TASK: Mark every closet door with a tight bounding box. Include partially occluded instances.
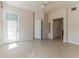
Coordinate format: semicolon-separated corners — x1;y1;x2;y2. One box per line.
35;20;42;39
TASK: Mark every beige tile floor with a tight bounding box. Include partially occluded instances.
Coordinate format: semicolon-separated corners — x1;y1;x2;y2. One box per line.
0;38;79;58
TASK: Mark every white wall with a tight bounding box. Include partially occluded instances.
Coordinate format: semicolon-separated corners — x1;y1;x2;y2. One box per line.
68;4;79;45
3;5;33;43
48;7;67;42
35;10;44;21
44;13;48;39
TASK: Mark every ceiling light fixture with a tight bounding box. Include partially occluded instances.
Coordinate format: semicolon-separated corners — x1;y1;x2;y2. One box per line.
41;1;48;8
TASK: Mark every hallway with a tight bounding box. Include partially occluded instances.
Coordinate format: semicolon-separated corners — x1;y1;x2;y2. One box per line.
0;38;79;58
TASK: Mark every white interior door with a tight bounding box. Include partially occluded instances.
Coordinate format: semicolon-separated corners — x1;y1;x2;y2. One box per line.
35;20;41;39
5;12;19;43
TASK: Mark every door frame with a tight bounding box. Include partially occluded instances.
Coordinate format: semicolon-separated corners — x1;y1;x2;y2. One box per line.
33;12;43;40
3;10;19;43
53;17;63;40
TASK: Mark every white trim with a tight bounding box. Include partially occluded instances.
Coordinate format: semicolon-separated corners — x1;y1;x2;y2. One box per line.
68;41;79;45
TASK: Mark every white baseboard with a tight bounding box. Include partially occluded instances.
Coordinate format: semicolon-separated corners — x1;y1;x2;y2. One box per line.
68;41;79;45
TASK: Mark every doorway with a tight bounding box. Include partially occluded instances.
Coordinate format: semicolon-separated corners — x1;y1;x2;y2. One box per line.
53;18;63;41
4;12;19;43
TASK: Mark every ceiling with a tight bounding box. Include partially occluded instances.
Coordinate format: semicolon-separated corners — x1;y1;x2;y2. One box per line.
3;1;79;13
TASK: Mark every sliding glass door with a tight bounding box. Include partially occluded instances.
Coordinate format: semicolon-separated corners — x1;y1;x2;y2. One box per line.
5;12;19;43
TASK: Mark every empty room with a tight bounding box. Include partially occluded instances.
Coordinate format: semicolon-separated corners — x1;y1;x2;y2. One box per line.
0;0;79;58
